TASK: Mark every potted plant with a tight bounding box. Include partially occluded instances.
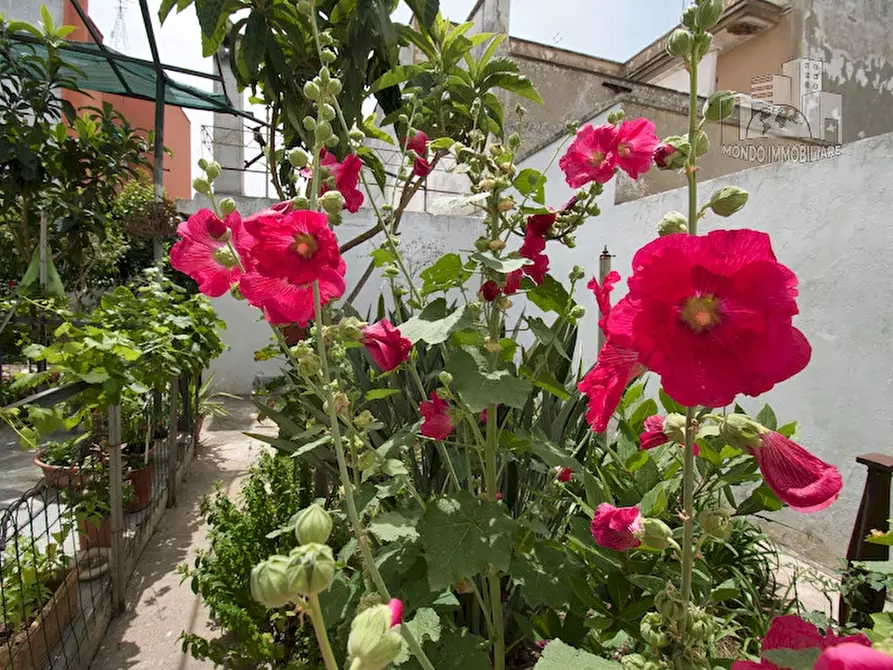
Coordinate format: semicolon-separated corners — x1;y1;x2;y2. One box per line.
0;531;79;670
32;433;89;489
67;456;136;550
121;401;156;512
194;374;237;439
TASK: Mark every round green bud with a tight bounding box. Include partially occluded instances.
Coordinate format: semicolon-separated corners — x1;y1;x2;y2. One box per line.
197;157;209;171
320;103;336;122
693;130;710;157
205;161;221;180
569;265;586;282
324;134;340;148
666;28;694;59
192;177;210;194
703;90;736;122
474;237;490;251
607;109;626;125
681;6;698;29
302;116;316;131
219;197;237;215
295;504;333;545
657;211;688;236
699;508;732;541
292;196;311;210
348;126;366;142
382;264;400;278
355;410;375;429
250;555;295;608
315;120;333;143
696;0;724;30
347;604;403;670
709;185;749;217
507;132;522;151
321;190;345;214
320;49;336;64
640;612;669;648
303;80;320;101
287;543;336;597
318;32;333;46
692;32;714;63
438;371;453;386
655;584;686;624
288;148;311;169
565;235;577;249
569;305;586;319
319;66;331;84
297;0;313;15
639;517;676;551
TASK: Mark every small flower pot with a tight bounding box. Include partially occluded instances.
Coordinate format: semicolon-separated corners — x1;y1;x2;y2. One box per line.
194;414;206;442
126;463;154;512
33;453;82;490
75;548;111;581
78;515;111;551
0;568;78;670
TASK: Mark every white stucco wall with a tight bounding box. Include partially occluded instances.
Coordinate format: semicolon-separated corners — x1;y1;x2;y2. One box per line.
649;50;718;98
539;131;893;563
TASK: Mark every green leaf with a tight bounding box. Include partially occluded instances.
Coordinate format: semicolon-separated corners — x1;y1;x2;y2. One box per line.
523;435;581;471
521;367;570;401
418;492;517;590
369;512;419;542
526;276;571;314
429;192;489;215
485;72;543;104
535;640;623;669
756;404;777;431
709;578;740;601
735;482;783;515
399;299;471;345
330;0;358;21
469;251;529;274
446;350;533;412
366;389;402;401
356;146;387;192
762;648;821;670
371;248;396;267
194;0;232;57
80;369;110;384
428;137;454;151
659;388;685;414
395;608;442;665
511;543;582;609
241;12;266;77
361;113;395;146
404;0;440;28
403;629;489;670
421;253;466;295
371;65;422;93
513;168;547;204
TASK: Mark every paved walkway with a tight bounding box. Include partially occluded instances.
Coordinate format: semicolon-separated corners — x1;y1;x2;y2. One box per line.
90;400;273;669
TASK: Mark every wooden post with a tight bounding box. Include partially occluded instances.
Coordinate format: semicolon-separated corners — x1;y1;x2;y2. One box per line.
839;453;893;624
152;76;166;261
107;403;126;615
167;375;179;507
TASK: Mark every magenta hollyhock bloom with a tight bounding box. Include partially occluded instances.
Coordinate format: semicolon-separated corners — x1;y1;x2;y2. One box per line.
640;415;671;450
614;118;660;179
239;260;346;326
559;123;618;188
621;229;811;408
320;149;364;213
170;209;245;297
750;430;843;513
653;143;677;169
387;598;403;627
587;270;621;323
362;319;412;372
556;467;573;483
732;615;872;670
815;644;893;669
405;130;432;177
242;209;341;286
590;503;642;551
420;391;454;440
480;280;501;302
504;213;555;294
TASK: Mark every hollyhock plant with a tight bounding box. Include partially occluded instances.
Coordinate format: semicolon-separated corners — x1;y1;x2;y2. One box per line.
653;142;677;169
420;391;454;440
614;118;660;179
731;615;872;670
504;213;554;294
559;122;618;188
591;503;643;551
362;319;412;372
319;149;364;213
406;130;432;177
170;209;245;297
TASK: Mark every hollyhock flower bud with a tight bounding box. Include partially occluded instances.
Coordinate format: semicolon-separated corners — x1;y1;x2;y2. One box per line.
337;316;366;342
192;177;210;194
655;135;690;169
488;239;506;251
687;606;713;641
480;281;501;302
497;198;515;212
321;190;345;214
696;0;724;30
347;601;404;670
497;296;513;310
218;197;237;215
681;5;698;29
655;585;686;624
287;543;336;597
639;413;688;451
699;508;732;541
640;612;669;648
556;467;573;483
302;115;316;131
438;371;453;386
362;319;412;372
212;246;238;268
479;178;496;191
639;517;676;551
667;28;694;59
295;504;333;545
653;144;677;170
330;392;349;414
489;143;505;157
292;196;311;209
288;148;310;168
692;32;714;63
719;414;764;451
198;157;209;171
349;126;366;142
250;555;295;608
355;410;375;429
591;503;643;551
709;185;749;217
205;161;221;180
569;265;585;281
569;305;586;319
657;211;688;236
703;90;736;122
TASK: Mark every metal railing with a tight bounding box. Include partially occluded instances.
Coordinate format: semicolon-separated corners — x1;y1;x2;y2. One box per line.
0;372;201;669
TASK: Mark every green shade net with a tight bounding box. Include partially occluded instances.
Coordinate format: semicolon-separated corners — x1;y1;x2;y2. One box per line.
11;40;239;114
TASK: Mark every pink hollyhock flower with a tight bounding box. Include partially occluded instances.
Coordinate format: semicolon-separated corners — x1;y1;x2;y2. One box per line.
556;467;573;483
420;391;454;440
731;615;872;670
240;260;346;326
320;149;364;213
243;209;341;286
815;644;893;669
619;229;811;408
405;130;432;177
587;270;621;322
653;143;677;170
614;118;660;179
504;213;555;294
751;430;843;513
362;319;412;372
170;209;245;297
640;415;671;450
560;123;618;187
387;598;403;627
591;503;642;551
480;281;501;302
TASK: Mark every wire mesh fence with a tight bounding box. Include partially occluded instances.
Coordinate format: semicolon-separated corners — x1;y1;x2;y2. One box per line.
0;372;201;669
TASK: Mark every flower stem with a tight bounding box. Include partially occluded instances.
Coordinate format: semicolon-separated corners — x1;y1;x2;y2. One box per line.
311;281;436;670
306;593;338;670
485;403;505;669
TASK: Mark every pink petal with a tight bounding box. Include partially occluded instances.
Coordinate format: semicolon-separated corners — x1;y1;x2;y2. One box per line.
753;432;842;513
814;643;893;670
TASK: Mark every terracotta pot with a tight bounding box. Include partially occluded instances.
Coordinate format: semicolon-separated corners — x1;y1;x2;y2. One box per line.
126;464;154;512
33;453;82;490
78;515;111;551
0;569;78;670
194;414;206;442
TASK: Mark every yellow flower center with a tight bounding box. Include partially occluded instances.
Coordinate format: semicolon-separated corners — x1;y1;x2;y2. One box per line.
617;143;631;158
293;233;318;259
681;295;722;332
590;151;606;167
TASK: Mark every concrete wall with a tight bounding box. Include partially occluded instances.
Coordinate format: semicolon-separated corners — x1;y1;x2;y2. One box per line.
716;14;794;94
178;196;482;392
540;131;893;564
794;0;893;143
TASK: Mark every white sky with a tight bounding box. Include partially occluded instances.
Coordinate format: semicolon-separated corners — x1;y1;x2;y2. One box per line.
88;0;685;196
